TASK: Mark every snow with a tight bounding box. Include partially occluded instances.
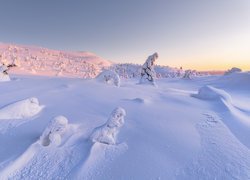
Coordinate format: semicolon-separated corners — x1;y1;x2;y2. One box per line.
139;52;158;85
91;107;126;145
96;70;121;87
0;69;249;179
0;97;43;120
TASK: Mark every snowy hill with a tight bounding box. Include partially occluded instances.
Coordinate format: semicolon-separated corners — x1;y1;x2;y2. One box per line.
0;73;250;179
0;43;206;79
0;43;112;78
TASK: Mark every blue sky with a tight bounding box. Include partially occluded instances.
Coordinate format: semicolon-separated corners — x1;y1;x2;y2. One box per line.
0;0;249;70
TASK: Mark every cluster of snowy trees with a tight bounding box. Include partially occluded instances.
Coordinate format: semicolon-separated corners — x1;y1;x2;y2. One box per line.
0;45;108;78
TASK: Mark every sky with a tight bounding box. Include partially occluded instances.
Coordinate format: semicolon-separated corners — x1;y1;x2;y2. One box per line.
0;0;249;70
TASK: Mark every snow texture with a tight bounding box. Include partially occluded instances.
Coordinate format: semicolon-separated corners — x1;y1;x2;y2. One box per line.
39;116;68;146
0;97;43;119
91;107;126;145
139;53;158;85
96;70;121;87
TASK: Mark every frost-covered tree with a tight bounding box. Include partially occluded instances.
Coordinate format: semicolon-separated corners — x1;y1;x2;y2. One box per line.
39;116;68;146
139;52;158;85
0;63;10;81
224;67;242;75
96;70;121;87
182;70;192;79
90;107;126;145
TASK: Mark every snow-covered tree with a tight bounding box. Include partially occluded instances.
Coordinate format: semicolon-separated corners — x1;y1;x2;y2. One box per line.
139;52;158;85
182;70;192;79
0;63;10;81
224;67;242;75
40;116;68;146
90;107;126;145
96;70;121;87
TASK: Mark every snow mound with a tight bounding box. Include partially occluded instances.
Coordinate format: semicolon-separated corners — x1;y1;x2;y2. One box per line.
39;116;68;146
224;67;242;75
96;70;121;87
91;107;126;145
132;98;148;104
0;97;43;119
192;85;232;102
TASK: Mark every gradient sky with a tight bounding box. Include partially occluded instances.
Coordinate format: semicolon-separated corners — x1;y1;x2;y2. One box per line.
0;0;249;70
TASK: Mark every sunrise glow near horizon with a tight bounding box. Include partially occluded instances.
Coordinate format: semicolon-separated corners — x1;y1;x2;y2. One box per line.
0;0;249;71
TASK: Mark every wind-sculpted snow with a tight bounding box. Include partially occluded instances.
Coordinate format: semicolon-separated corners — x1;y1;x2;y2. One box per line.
40;116;69;146
91;107;126;145
192;85;232;101
215;72;250;91
96;70;121;87
0;97;43;120
192;85;250;148
0;74;249;179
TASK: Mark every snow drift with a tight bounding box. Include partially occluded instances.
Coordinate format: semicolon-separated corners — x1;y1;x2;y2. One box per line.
214;72;250;91
192;85;232;102
0;97;43;119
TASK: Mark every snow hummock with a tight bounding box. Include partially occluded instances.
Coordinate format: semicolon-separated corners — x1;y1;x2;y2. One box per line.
91;107;126;145
0;97;43;119
39;116;68;146
192;85;231;101
96;70;121;87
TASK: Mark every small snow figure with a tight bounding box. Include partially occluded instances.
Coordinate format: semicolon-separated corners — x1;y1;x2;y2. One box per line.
96;70;121;87
140;52;158;85
90;107;126;145
0;63;10;82
40;116;68;147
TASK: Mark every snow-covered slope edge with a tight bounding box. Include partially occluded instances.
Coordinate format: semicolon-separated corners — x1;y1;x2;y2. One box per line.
0;43;112;78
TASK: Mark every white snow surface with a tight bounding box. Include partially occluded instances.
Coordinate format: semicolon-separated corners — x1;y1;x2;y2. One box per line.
0;72;249;179
0;97;43;120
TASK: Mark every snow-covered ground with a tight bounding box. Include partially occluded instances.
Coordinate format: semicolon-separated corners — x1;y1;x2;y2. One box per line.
0;72;249;179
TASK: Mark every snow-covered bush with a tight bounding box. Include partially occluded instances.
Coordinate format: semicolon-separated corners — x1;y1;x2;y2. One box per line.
0;63;10;82
96;70;121;87
224;67;242;75
40;116;68;146
90;107;126;145
139;53;158;85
